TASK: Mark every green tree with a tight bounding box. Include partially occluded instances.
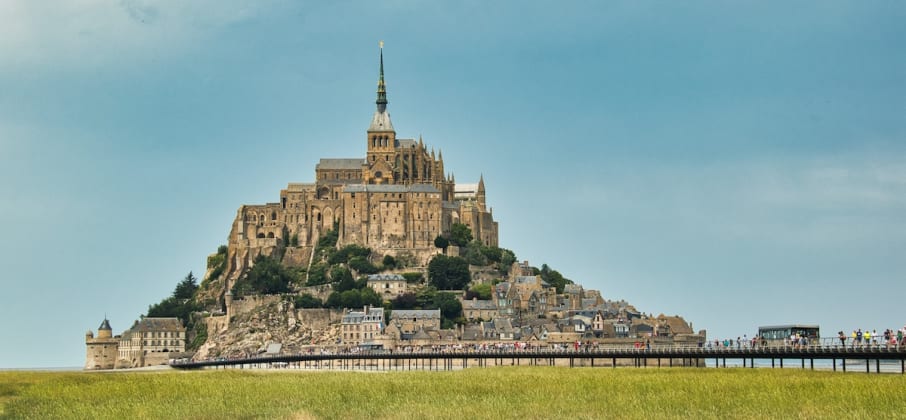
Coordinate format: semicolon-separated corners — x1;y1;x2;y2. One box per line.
204;246;229;287
414;285;438;309
349;256;379;274
360;287;383;307
450;223;473;247
427;255;471;290
339;290;363;309
499;248;517;273
173;272;198;301
232;255;293;296
433;235;449;251
147;273;202;328
466;283;492;300
391;292;418;309
382;255;397;269
539;263;573;294
401;272;423;283
328;244;371;265
462;241;489;266
332;266;356;292
434;292;463;322
294;294;323;309
306;262;329;286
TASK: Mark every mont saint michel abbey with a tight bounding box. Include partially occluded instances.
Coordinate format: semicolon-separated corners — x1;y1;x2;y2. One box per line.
225;46;498;281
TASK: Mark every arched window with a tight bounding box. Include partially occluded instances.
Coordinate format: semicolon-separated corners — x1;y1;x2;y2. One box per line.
267;232;275;238
257;233;265;238
271;211;277;221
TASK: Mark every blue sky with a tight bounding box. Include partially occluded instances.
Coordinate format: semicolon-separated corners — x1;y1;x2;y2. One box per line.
1;1;904;368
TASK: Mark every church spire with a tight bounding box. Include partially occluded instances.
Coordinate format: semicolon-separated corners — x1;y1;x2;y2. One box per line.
376;41;388;113
368;41;394;132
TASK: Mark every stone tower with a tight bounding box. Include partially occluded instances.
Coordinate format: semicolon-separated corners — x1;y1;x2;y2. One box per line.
364;42;397;185
84;318;118;370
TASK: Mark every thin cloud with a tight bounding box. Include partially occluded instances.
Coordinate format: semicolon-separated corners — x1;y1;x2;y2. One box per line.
0;0;291;71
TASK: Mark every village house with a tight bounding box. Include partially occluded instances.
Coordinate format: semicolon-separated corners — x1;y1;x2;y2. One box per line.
340;306;384;347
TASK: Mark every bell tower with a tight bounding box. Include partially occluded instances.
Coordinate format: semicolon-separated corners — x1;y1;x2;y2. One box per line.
365;41;397;184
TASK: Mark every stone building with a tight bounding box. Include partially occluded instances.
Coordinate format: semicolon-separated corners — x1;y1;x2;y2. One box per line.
340;306;384;347
462;298;497;322
222;45;498;292
84;319;118;370
367;274;409;300
117;317;186;368
387;309;441;339
85;317;186;370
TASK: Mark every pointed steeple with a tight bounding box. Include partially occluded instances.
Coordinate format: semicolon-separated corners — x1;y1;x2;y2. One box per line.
376;41;388;113
368;41;394;132
477;174;486;205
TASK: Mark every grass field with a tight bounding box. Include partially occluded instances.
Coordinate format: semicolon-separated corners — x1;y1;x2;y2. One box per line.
1;367;904;419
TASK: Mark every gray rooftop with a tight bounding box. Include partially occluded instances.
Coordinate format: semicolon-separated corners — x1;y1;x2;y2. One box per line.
316;159;366;170
462;299;497;310
367;274;406;282
343;184;439;194
391;309;441;320
126;317;184;332
342;307;384;324
369;110;395;131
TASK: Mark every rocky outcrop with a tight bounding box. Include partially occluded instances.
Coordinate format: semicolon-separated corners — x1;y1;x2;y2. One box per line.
194;300;343;361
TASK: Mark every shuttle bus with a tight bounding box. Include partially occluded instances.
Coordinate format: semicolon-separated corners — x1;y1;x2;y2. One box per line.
757;324;820;346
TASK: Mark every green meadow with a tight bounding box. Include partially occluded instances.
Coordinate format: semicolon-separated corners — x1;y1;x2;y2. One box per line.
1;367;903;419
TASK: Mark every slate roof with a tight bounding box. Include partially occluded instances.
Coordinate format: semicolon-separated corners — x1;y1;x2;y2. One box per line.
342;307;384;324
316;159;366;170
391;309;441;320
369;109;394;131
98;319;112;331
367;274;406;282
462;299;497;310
127;317;184;332
343;184;440;194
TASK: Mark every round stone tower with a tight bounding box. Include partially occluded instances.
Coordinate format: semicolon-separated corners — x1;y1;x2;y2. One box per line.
84;318;118;370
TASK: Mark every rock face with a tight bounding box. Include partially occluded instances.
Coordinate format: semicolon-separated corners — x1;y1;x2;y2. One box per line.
195;300;343;360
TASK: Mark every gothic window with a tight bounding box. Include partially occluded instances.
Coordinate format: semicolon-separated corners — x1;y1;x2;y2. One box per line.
271;211;277;221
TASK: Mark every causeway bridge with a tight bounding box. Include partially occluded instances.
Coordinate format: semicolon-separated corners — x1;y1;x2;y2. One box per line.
171;345;906;374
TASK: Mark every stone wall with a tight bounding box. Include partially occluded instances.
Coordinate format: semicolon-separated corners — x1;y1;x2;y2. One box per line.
296;308;344;330
229;295;283;318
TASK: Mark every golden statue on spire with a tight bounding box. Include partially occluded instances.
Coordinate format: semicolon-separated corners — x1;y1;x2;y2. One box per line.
380;40;384;49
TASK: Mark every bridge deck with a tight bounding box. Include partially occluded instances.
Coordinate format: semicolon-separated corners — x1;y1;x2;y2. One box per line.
171;346;906;373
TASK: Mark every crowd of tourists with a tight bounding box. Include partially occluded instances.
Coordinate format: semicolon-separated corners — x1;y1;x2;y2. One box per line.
837;327;906;348
711;325;906;350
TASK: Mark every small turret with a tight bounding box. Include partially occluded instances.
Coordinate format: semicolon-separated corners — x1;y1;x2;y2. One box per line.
97;318;113;339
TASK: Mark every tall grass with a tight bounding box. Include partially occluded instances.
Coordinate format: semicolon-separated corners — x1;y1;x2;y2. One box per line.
1;367;904;419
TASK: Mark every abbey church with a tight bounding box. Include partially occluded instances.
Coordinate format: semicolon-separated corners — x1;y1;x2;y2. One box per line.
224;46;498;282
